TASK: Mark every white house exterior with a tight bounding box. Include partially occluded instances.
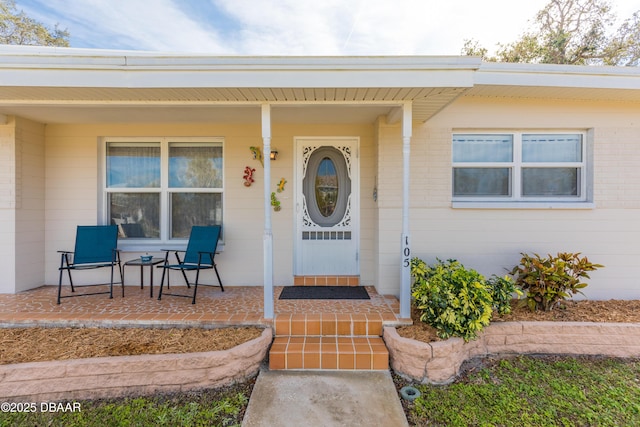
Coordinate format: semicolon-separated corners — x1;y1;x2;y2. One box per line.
0;46;639;318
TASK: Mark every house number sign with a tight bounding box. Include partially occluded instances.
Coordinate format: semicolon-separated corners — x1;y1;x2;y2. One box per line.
402;234;411;268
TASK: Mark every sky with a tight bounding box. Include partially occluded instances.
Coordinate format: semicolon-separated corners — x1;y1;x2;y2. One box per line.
13;0;640;56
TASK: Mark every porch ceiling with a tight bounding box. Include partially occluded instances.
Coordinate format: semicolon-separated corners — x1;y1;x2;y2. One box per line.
0;86;468;124
5;82;637;125
0;104;399;124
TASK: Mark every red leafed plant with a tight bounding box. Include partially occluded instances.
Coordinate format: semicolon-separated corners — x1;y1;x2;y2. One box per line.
510;252;603;312
243;166;255;187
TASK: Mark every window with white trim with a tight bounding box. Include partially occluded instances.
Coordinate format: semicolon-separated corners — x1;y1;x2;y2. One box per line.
103;137;223;242
452;132;586;202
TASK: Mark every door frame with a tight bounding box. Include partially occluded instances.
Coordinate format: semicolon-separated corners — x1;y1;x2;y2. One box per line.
293;136;360;276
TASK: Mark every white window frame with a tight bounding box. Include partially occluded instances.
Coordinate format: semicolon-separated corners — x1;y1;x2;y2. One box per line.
452;131;593;209
99;136;224;250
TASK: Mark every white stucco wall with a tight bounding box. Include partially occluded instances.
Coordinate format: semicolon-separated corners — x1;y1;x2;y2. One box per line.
0;118;16;293
42;121;376;290
5;94;640;301
376;96;640;299
15;118;46;292
0;117;46;293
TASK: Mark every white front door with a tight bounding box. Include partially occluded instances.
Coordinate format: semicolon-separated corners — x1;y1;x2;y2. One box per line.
294;137;359;275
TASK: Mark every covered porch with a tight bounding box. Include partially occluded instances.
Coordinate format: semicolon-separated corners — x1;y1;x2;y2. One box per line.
0;48;483;322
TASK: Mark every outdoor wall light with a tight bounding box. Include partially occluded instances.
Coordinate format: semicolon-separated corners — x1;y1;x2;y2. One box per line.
270;150;279;161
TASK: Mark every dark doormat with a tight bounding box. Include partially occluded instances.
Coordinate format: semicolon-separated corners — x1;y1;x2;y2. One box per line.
279;286;370;300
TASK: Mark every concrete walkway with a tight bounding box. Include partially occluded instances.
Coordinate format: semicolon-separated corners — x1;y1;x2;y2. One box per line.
242;370;409;427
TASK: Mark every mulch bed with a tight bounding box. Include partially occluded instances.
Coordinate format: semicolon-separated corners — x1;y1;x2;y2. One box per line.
0;326;263;365
397;299;640;343
497;299;640;323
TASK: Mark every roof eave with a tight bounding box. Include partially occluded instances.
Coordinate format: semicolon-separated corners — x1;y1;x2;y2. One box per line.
477;61;640;91
0;45;482;89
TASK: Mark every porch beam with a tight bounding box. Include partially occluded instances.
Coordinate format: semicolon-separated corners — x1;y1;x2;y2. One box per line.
0;99;408;107
386;106;403;125
262;103;274;319
400;101;412;319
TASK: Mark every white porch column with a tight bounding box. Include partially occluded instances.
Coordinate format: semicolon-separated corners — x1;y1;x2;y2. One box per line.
262;104;274;319
400;102;412;319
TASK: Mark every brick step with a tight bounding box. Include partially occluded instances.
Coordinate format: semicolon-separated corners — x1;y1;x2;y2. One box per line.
293;275;359;286
274;313;383;337
269;336;389;370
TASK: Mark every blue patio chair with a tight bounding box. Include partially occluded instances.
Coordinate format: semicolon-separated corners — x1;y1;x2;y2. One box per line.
57;225;123;304
158;225;224;304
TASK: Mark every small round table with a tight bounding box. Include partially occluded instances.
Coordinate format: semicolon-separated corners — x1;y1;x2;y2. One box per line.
123;258;164;298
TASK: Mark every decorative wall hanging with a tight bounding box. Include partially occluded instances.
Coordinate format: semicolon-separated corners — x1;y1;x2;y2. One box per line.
249;146;263;166
277;177;287;193
270;192;281;211
243;166;256;187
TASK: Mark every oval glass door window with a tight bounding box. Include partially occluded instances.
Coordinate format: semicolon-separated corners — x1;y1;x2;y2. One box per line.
303;147;351;227
316;158;338;217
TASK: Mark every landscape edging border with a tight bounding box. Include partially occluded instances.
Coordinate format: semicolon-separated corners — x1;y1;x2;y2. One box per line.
383;321;640;384
0;328;272;402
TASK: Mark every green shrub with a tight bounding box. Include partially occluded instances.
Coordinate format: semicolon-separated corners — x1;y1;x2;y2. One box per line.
509;252;603;312
486;274;521;315
410;258;493;341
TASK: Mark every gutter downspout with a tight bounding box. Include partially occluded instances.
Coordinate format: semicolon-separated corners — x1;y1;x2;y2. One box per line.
400;102;412;319
262;104;274;319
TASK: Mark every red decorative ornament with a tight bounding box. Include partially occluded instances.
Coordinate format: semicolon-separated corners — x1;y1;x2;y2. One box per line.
243;166;256;187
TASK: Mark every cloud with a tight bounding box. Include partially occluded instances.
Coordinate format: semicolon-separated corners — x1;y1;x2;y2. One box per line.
15;0;640;56
207;0;547;55
214;0;358;54
19;0;233;53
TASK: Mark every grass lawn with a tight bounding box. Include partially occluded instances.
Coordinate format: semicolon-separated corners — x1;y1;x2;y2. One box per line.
2;356;639;426
402;355;640;427
0;377;254;427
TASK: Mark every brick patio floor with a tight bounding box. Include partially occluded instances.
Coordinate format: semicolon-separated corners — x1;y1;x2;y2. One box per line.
0;285;406;328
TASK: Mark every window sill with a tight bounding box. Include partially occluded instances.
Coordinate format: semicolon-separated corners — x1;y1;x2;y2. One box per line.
117;242;225;252
451;201;595;210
